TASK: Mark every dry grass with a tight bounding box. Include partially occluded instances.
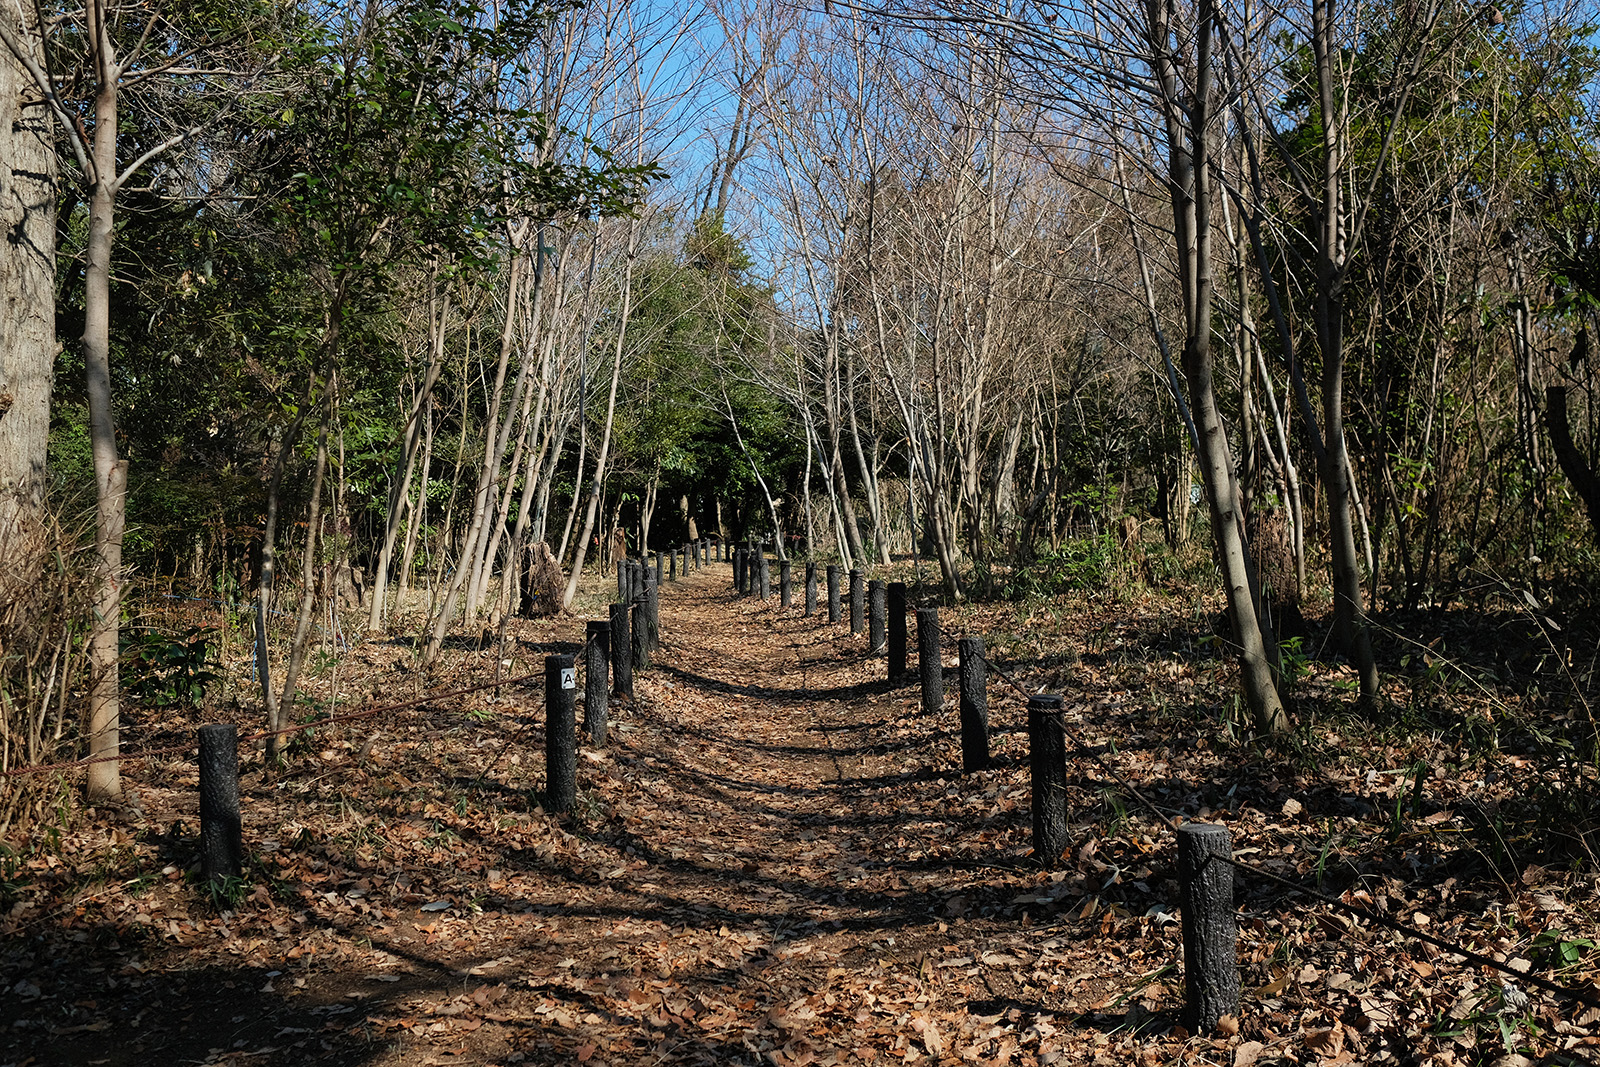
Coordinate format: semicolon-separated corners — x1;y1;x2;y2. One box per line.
0;512;95;833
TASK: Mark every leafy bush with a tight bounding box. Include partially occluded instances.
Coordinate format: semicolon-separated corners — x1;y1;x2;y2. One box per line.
1005;535;1118;599
121;626;218;708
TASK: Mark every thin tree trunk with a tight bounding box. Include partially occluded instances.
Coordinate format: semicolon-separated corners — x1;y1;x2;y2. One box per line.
368;279;449;631
1151;0;1286;733
397;394;435;611
274;385;335;732
1311;0;1379;703
257;386;315;764
561;224;640;610
83;10;124;800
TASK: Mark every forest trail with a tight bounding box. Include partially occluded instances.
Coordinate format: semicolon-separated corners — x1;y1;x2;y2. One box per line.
15;563;1583;1067
5;563;1162;1067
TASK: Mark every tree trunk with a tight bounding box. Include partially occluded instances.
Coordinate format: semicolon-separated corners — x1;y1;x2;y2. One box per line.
1546;385;1600;545
368;279;449;631
83;14;124;801
258;388;315;764
274;386;335;727
1151;0;1287;734
1311;0;1379;703
397;393;435;609
561;223;639;610
0;9;55;583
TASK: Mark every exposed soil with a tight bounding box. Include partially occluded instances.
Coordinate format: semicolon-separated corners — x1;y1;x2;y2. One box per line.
2;564;1599;1066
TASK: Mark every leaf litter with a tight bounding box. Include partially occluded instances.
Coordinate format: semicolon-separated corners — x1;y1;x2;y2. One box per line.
0;569;1598;1065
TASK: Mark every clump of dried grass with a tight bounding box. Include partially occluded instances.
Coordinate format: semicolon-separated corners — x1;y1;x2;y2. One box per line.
0;511;94;834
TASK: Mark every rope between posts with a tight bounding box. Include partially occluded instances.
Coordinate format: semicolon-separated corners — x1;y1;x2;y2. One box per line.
939;629;1178;825
1217;854;1600;1010
933;625;1600;1014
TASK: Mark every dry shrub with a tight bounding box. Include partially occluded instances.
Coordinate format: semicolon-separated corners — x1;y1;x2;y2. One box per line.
519;541;565;617
0;511;93;834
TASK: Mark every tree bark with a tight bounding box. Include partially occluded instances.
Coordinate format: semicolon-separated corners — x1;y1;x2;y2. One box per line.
83;5;124;800
1149;0;1287;734
561;222;639;610
1546;385;1600;545
0;8;55;583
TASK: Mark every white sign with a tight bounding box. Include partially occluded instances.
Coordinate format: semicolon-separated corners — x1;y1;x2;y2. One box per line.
561;667;577;690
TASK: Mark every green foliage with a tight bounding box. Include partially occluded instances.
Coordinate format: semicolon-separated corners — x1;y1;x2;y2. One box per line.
1003;535;1117;600
119;627;218;709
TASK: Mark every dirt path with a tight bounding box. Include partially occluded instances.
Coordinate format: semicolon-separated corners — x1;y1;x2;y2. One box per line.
4;565;1168;1067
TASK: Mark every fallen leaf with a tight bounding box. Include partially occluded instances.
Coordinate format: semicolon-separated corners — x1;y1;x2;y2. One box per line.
1234;1040;1266;1067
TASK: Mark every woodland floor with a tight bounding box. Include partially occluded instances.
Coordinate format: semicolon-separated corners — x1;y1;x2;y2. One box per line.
3;561;1600;1067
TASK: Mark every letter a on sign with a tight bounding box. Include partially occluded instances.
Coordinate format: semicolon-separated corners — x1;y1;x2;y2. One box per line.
561;667;577;690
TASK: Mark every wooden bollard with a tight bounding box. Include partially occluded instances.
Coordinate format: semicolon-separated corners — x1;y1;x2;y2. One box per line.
198;723;242;885
585;620;610;745
669;548;677;581
916;607;942;715
654;550;663;584
804;562;817;616
616;557;628;601
631;596;650;670
868;580;886;654
1179;823;1239;1033
733;546;745;592
545;653;578;813
758;552;771;599
887;582;908;682
826;565;841;623
645;576;660;652
957;636;989;773
780;560;792;608
849;569;864;634
610;602;633;698
1028;693;1069;863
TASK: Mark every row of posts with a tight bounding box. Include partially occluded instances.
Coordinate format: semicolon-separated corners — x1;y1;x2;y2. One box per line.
724;542;993;776
196;536;1238;1033
720;539;1241;1033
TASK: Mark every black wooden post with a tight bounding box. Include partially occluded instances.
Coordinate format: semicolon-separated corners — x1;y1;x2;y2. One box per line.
198;723;242;885
610;602;633;698
758;552;771;599
654;550;663;584
780;560;792;608
957;637;989;773
616;557;627;601
1179;823;1239;1033
645;576;660;652
669;548;677;581
826;565;841;623
585;620;610;745
733;546;745;591
1028;694;1069;864
868;580;886;654
545;653;578;814
887;582;908;682
632;596;650;670
849;569;864;635
916;607;942;716
804;562;817;616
